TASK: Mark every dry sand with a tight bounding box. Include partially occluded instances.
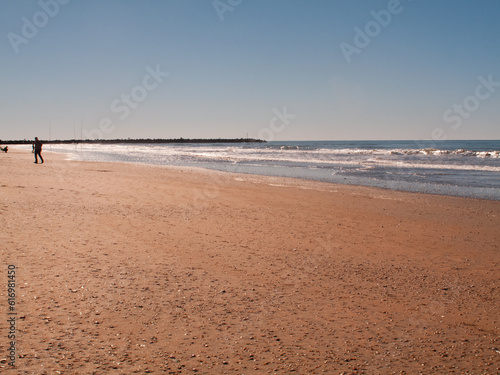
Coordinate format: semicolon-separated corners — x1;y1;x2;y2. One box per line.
1;149;499;374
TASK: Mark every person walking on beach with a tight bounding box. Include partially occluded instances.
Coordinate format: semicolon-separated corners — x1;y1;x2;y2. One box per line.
34;137;44;164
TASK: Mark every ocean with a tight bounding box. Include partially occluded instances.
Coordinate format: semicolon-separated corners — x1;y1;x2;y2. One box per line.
20;140;500;201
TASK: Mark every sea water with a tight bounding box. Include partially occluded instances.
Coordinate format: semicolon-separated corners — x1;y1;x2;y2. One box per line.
27;140;500;201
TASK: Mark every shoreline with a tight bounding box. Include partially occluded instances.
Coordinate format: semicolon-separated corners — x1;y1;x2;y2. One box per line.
10;145;500;202
1;150;499;374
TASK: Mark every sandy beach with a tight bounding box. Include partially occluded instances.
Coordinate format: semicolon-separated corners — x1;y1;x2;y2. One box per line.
1;149;499;374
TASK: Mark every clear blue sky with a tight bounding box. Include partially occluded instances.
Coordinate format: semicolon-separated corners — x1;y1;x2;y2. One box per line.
1;0;499;141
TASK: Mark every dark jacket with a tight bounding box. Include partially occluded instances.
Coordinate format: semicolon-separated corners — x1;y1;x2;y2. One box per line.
34;139;42;152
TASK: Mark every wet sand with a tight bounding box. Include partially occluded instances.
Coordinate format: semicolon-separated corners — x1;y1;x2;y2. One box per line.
1;149;499;374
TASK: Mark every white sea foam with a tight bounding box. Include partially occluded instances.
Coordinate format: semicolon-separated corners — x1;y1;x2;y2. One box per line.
13;141;499;200
34;143;500;173
370;159;500;172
